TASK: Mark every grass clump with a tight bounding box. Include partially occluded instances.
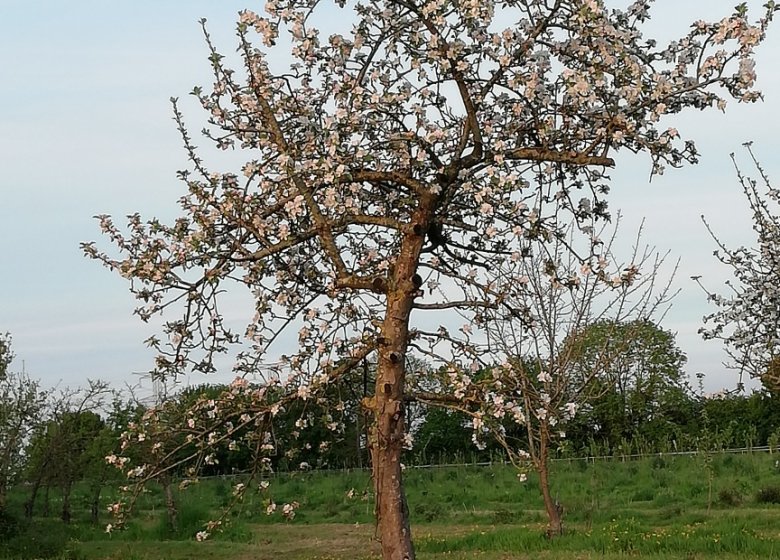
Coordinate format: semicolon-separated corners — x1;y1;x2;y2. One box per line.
718;487;743;507
756;485;780;504
0;517;75;560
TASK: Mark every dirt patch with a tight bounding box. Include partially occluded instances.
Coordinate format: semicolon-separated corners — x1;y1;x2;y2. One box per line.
252;523;381;559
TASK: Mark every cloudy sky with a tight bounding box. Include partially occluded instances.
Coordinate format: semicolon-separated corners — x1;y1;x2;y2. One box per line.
1;1;778;394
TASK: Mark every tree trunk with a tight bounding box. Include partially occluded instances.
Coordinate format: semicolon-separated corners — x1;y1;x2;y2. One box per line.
61;482;72;524
24;474;44;518
90;483;102;525
369;211;431;560
356;414;363;469
372;294;416;560
42;484;50;516
25;450;51;519
163;477;178;533
537;436;563;537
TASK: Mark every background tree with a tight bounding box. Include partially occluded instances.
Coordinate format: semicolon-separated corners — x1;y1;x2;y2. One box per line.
697;389;780;449
22;382;116;523
83;1;775;557
40;382;112;524
566;319;690;455
23;420;56;518
53;410;105;524
412;408;475;464
82;397;135;526
0;339;47;514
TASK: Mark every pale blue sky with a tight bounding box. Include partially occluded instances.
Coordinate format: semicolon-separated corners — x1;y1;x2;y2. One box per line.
1;1;778;393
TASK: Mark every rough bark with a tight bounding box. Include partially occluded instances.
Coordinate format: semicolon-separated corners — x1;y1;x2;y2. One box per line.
370;432;413;559
372;296;415;560
370;207;432;560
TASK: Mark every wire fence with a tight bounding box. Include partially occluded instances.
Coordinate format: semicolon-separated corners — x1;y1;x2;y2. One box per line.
198;445;776;480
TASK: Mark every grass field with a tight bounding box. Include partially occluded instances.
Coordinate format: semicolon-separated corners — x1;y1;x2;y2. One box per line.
4;452;780;559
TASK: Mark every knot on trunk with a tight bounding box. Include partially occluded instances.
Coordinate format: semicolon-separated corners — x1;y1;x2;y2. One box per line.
371;276;387;294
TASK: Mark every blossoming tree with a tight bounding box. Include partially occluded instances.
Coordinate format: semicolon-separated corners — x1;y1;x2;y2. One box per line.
83;1;775;558
699;144;780;391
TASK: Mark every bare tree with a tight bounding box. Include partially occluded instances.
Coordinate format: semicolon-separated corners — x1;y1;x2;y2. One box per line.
83;2;775;558
415;218;675;536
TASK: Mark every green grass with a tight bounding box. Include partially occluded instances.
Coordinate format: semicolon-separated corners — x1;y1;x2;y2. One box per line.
417;518;780;556
5;452;780;559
